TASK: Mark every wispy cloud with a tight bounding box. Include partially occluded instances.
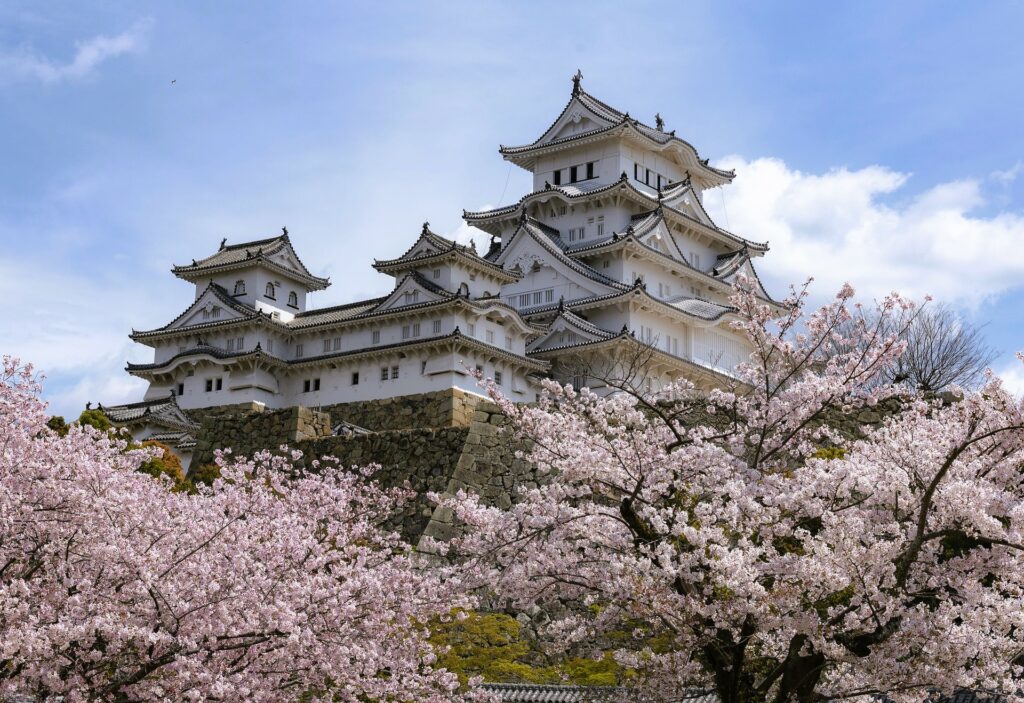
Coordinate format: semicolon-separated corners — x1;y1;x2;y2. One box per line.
0;19;152;84
992;161;1023;185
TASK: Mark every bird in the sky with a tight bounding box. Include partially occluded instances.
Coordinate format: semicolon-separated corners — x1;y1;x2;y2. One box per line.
170;79;176;85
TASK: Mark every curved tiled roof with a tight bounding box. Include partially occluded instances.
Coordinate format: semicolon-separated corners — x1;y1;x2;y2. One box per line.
496;217;629;292
519;282;736;324
374;224;518;280
498;86;735;186
131;282;264;339
464;176;767;253
99;394;198;433
481;684;619;703
172;232;330;289
126;344;285;374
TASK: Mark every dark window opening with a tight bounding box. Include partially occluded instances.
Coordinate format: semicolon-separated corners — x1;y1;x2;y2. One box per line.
176;383;184;396
351;372;359;385
303;380;311;393
646;168;652;185
215;378;223;391
264;283;275;299
657;174;662;189
233;280;246;296
569;166;578;183
205;379;213;392
287;291;298;307
313;378;321;391
553;169;562;186
634;163;639;180
586;162;595;179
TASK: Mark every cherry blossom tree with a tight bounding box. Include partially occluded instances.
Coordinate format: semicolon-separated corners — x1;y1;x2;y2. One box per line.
0;357;468;703
441;282;1024;703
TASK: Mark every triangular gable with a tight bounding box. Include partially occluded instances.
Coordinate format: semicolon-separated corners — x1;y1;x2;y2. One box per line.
373;273;450;312
495;223;623;298
636;219;684;260
267;241;310;277
662;185;715;227
166;285;254;331
527;311;615;353
534;95;618;148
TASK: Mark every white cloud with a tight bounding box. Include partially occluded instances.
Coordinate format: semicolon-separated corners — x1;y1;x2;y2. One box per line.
0;258;150;417
0;19;152;84
996;358;1024;398
704;156;1024;305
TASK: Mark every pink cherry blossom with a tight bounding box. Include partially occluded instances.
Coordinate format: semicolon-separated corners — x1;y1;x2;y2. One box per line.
441;282;1024;703
0;357;469;703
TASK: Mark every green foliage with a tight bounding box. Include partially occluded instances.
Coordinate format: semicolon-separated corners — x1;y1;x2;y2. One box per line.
46;415;69;437
812;446;846;461
137;441;189;491
188;463;222;488
428;610;627;686
77;409;112;432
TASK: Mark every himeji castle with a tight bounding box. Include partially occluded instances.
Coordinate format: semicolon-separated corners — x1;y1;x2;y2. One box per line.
103;73;780;453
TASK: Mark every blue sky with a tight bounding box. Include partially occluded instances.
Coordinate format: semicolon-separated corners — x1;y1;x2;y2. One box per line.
2;2;1023;417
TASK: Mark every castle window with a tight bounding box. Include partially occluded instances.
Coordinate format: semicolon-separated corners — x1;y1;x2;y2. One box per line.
504;336;512;350
467;323;475;336
657;174;663;189
603;259;610;269
215;378;223;391
351;372;359;385
469;273;476;281
227;338;235;351
532;291;542;305
485;330;494;344
236;336;243;350
545;289;554;302
323;339;330;353
433;319;442;334
558;205;567;216
421;360;427;374
295;343;304;358
314;378;320;391
519;293;529;306
634;163;640;180
553;169;562;186
333;337;341;351
597;215;604;237
177;383;184;396
264;283;275;299
494;371;503;385
267;339;274;354
646;168;653;185
205;379;213;392
570;165;578;183
372;330;380;344
380;367;388;381
234;280;246;295
288;291;298;307
586;161;595;179
433;268;441;279
303;379;310;393
390;365;399;379
213;307;221;318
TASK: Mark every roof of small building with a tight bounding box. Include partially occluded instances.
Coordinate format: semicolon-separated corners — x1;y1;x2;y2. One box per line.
99;394;198;433
172;231;330;290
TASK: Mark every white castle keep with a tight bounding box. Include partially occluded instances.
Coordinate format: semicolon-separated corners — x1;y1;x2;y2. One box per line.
103;73;780;454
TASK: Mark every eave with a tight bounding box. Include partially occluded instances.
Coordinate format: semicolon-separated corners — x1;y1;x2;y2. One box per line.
172;257;330;290
464;176;768;254
373;248;520;282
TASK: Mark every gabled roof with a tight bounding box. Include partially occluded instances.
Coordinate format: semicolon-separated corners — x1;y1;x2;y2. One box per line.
373;223;519;281
464;174;768;253
99;394;198;433
526;306;617;353
131;282;262;340
172;230;330;290
493;216;629;292
370;271;452;313
498;75;735;188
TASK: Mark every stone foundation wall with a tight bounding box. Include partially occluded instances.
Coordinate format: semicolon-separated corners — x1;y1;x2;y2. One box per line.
320;388;486;431
190;405;332;468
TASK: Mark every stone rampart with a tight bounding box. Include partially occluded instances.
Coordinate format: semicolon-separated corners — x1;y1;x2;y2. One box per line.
319;387;486;431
